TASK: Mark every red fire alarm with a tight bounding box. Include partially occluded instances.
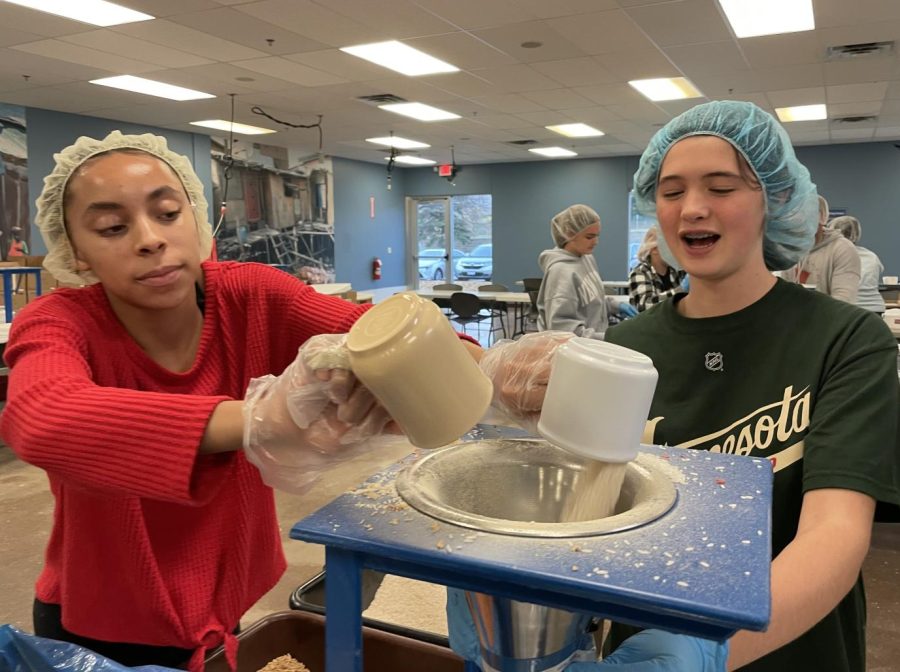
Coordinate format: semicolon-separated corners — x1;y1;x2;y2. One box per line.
438;163;454;177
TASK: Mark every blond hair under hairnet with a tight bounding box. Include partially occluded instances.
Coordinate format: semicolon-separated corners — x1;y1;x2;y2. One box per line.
551;204;599;247
636;227;659;262
35;130;212;286
829;215;861;244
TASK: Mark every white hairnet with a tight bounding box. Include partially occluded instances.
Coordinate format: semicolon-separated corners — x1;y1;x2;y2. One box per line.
551;204;599;247
636;227;659;262
633;100;818;271
35;130;212;286
829;215;861;243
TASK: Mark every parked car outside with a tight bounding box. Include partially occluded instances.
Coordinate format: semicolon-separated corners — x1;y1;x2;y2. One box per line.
455;243;493;280
418;248;464;280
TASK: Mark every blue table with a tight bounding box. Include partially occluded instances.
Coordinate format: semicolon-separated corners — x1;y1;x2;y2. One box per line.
0;267;42;322
290;428;774;672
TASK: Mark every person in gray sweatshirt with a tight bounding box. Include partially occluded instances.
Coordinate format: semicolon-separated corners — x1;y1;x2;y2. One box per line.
783;195;860;303
828;215;886;314
536;204;636;339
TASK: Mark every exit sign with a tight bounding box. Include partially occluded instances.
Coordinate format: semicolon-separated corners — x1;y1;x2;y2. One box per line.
438;163;454;177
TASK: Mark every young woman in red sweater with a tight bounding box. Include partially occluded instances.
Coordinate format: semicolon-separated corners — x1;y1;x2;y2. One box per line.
0;131;498;670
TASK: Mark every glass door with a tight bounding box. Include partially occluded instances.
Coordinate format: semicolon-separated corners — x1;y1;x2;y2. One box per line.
408;197;454;289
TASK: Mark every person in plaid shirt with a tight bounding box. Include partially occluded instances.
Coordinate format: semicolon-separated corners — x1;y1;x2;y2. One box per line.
628;227;686;311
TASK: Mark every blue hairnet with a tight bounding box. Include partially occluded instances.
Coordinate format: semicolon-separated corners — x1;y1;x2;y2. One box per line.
633;100;818;271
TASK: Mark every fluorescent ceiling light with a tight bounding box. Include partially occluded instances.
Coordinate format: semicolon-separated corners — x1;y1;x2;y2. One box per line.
190;120;275;135
3;0;153;26
366;136;430;149
386;155;436;165
379;102;460;122
529;147;578;158
775;104;827;122
341;40;459;76
546;123;605;138
90;75;215;101
718;0;814;38
628;77;703;102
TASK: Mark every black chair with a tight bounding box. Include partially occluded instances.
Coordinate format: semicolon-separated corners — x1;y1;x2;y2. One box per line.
522;277;542;293
524;290;540;333
431;283;462;315
449;292;500;345
478;283;509;338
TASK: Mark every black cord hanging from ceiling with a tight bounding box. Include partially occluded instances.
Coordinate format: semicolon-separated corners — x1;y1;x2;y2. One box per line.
250;106;324;152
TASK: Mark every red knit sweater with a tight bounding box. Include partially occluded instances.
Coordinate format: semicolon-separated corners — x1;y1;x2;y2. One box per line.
0;261;369;666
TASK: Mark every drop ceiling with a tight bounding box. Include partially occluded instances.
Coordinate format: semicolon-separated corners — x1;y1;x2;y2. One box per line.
1;0;900;165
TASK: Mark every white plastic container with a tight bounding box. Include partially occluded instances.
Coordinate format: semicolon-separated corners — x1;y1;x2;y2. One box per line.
537;337;658;463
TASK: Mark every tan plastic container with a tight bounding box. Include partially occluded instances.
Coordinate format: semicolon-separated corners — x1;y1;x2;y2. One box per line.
346;292;492;449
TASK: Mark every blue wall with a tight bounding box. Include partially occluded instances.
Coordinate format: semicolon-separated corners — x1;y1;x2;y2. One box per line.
332;157;407;289
795;142;900;275
404;157;640;287
25;107;213;254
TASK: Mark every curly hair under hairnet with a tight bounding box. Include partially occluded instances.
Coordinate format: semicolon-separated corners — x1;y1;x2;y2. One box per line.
35;130;212;286
633;100;818;271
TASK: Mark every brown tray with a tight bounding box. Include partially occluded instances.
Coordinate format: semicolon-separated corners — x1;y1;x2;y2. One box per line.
205;611;463;672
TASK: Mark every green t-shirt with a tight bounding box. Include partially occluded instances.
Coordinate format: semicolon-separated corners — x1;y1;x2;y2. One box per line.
604;279;900;672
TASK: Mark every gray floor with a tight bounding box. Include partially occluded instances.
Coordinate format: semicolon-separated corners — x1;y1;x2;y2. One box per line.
1;444;899;669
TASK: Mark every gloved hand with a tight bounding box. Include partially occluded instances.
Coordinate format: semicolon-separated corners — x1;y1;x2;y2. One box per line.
478;331;573;433
446;588;481;665
565;629;728;671
680;274;690;292
617;302;639;318
243;334;399;493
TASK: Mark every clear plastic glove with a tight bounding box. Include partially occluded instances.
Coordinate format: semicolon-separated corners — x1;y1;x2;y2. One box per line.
565;630;728;671
243;334;400;493
479;331;573;434
680;274;690;292
617;302;639;319
446;587;482;665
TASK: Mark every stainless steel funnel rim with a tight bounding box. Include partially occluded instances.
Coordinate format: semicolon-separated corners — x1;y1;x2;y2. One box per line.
396;438;678;538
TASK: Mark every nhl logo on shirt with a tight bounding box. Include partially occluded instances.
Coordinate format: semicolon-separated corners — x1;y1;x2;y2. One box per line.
705;352;724;372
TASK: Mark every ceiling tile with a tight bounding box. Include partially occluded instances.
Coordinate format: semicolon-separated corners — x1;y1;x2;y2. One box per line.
815;0;900;27
520;88;596;110
404;32;517;70
549;10;657;55
625;0;732;48
413;0;539;30
573;83;647;106
594;49;680;81
531;57;618;87
755;63;825;90
873;125;900;138
468;93;548;113
233;0;376;46
604;101;670;123
283;49;388;81
783;120;830;134
879;98;900;114
475;64;564;93
766;87;827;108
0;4;88;38
830;127;876;140
552;106;625;124
470;113;534;129
739;33;822;69
116;0;220;15
826;81;889;103
509;0;618;19
828;100;884;117
61;30;213;69
886;80;900;99
665;41;749;77
515;110;576;125
0;47;107;89
814;20;900;51
823;58;896;85
232;57;348;87
472;20;588;63
426;72;499;98
11;40;159;74
170;7;330;54
113;19;269;62
319;0;457;38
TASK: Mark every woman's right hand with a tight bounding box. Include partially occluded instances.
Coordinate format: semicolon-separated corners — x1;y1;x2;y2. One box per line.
479;331;573;433
241;334;398;492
